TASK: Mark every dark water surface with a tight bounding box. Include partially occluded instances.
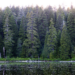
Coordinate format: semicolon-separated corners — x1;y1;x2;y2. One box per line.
0;62;75;75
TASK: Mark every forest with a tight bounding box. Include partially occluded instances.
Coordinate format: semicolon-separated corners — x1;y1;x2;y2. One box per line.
0;5;75;60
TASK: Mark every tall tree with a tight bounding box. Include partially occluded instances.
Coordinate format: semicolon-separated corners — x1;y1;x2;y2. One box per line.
0;9;4;57
60;24;71;60
55;6;64;31
22;11;40;58
42;18;57;58
19;16;26;42
47;18;57;58
3;17;13;57
35;9;48;56
44;6;54;26
67;8;75;45
42;31;48;58
9;15;18;57
18;16;27;57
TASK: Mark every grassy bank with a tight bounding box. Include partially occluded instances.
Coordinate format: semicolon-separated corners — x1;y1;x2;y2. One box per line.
0;57;75;61
0;57;61;61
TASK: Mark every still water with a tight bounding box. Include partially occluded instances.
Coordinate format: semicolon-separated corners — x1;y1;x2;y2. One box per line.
0;62;75;75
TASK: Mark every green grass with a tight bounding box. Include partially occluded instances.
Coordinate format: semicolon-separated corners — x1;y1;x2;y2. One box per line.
71;57;75;60
0;57;75;65
0;58;30;61
0;57;75;61
0;58;6;61
6;57;30;61
0;57;61;61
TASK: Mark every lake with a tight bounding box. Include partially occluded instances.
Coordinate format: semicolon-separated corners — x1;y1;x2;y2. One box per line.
0;61;75;75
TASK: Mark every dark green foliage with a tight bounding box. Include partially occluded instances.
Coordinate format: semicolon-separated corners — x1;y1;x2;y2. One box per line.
42;18;57;58
17;38;22;57
0;9;4;57
0;6;74;60
44;6;54;26
22;11;40;58
21;39;29;58
55;30;61;58
18;16;27;57
19;16;26;42
35;9;48;56
9;15;18;57
60;24;71;60
4;7;12;17
67;8;75;45
42;31;48;58
0;35;3;57
3;17;14;57
55;6;64;31
47;19;57;58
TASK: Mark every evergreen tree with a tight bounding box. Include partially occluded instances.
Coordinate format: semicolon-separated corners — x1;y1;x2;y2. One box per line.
18;16;27;57
67;8;75;45
55;30;61;58
44;6;54;26
3;17;13;57
47;18;57;58
4;7;12;17
42;31;48;58
42;18;57;58
55;6;64;31
22;11;40;58
60;24;71;60
19;16;26;42
35;10;48;56
0;9;4;57
9;15;18;57
21;39;29;57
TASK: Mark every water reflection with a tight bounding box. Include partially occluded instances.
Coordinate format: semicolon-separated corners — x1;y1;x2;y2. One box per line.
0;62;75;75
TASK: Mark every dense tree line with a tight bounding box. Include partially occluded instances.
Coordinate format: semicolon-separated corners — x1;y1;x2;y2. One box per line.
0;5;75;60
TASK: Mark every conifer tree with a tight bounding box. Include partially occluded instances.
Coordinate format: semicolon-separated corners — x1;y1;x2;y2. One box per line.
21;39;29;57
55;30;61;58
42;31;48;58
9;15;18;57
3;17;13;57
35;10;48;56
0;9;4;57
19;16;26;42
60;24;71;60
47;18;57;58
56;6;64;31
22;11;40;58
67;9;75;45
42;18;57;58
18;16;27;57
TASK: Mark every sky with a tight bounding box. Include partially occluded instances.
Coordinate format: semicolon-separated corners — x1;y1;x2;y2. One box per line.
0;0;75;9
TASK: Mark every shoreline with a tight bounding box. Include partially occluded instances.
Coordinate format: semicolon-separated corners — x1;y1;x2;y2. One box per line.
0;60;75;63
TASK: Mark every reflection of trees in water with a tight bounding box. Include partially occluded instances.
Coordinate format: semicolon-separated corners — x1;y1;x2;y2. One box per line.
0;65;6;75
1;63;75;75
49;63;75;75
